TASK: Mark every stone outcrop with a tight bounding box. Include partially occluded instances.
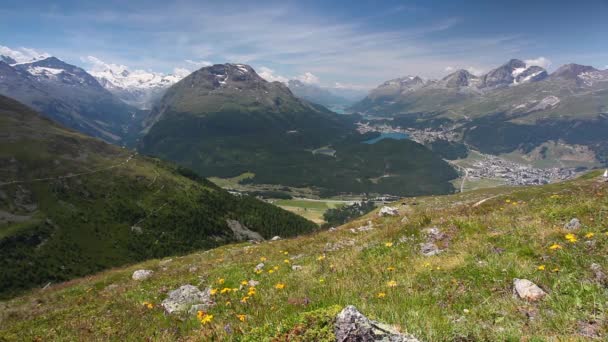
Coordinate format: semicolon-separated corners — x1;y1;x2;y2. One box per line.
335;305;420;341
513;279;546;301
132;269;153;281
161;285;215;314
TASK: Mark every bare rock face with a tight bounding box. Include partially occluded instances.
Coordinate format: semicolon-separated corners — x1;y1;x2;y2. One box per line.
378;206;399;217
161;285;215;314
226;219;264;241
132;269;153;281
335;305;420;342
564;218;581;230
513;279;547;301
420;242;441;257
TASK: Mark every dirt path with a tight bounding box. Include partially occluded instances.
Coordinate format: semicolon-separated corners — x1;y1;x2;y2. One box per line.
0;153;136;187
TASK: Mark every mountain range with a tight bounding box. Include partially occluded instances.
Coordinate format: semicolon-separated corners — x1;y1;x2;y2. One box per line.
0;55;139;144
351;59;608;167
139;63;457;197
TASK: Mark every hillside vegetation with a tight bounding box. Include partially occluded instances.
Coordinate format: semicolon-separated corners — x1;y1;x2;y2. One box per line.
1;169;606;340
0;95;316;299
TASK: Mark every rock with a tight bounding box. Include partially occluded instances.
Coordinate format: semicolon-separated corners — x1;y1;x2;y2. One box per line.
161;285;215;314
578;321;601;339
188;266;198;273
130;225;143;234
420;242;441;256
329;227;337;232
378;206;399;217
226;219;264;241
564;218;581;230
325;239;356;252
334;305;420;342
400;216;409;223
159;258;173;266
291;265;303;271
422;227;445;241
254;263;265;272
513;279;546;301
132;269;154;281
247;280;260;287
271;236;281;241
590;263;607;285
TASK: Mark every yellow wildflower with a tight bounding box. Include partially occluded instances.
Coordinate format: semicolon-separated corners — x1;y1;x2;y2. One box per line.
585;232;595;239
247;288;256;296
240;296;250;304
317;255;326;261
260;257;267;262
387;280;397;288
552;268;560;273
268;269;274;274
255;269;263;275
537;265;545;271
196;310;205;320
210;288;218;295
217;278;225;285
232;288;238;292
505;199;511;203
386;266;396;272
142;301;154;309
220;287;232;294
225;301;232;306
549;243;562;250
319;278;325;283
284;259;290;264
377;292;386;298
385;242;393;247
240;280;248;286
236;314;246;322
283;251;289;255
565;233;577;243
200;314;213;325
273;265;280;270
275;282;286;290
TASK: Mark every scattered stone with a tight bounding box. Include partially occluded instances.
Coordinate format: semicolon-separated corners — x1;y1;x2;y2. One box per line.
130;225;143;234
351;221;374;233
159;258;173;266
247;280;260;287
271;236;281;241
378;206;399;217
325;239;356;252
420;242;441;256
578;321;601;339
334;305;420;342
226;219;264;241
188;266;198;273
254;263;265;272
103;284;119;292
328;227;337;232
513;279;546;301
161;285;215;314
132;269;154;281
423;227;445;241
564;218;581;230
401;216;409;223
590;263;607;285
291;265;303;271
491;247;505;255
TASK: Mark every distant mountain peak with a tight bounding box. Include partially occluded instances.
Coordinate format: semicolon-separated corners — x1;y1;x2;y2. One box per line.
441;69;479;88
551;63;598;80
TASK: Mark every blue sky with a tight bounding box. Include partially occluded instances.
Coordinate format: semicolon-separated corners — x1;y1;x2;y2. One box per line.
1;0;606;89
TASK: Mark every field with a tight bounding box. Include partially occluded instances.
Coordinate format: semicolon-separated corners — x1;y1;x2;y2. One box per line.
273;199;351;224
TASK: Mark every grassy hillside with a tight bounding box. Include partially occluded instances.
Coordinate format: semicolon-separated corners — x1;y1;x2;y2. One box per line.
2;169;607;340
0;95;316;299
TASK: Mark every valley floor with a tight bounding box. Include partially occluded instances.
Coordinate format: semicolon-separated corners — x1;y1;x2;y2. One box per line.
1;171;607;340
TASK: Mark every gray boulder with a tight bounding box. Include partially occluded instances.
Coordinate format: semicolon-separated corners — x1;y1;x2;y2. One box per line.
271;236;281;241
335;305;420;341
226;219;264;241
513;278;546;301
378;206;399;217
420;242;441;257
132;269;153;281
564;218;581;230
161;285;215;314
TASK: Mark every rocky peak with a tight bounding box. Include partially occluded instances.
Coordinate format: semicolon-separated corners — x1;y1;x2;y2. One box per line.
441;69;479;88
514;65;548;84
0;55;17;65
551;63;598;80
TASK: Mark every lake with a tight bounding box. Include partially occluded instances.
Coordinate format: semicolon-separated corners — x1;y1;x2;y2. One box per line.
362;132;409;144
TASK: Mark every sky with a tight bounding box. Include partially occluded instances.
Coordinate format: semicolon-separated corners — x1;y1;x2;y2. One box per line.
0;0;607;89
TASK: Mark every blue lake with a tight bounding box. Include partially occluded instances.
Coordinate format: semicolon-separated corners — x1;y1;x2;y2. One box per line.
362;132;409;144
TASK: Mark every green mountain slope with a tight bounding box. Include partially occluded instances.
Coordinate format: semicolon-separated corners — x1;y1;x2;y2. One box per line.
0;95;316;299
1;170;607;340
139;63;457;196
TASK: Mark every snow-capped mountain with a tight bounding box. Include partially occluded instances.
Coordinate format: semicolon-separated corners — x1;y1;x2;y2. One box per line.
0;55;138;143
87;59;189;109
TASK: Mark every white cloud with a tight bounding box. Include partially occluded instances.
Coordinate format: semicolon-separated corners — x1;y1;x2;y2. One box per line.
185;59;212;69
258;66;288;83
332;82;371;90
466;66;485;76
173;67;192;78
83;55;128;73
524;56;552;69
444;66;455;72
0;45;50;63
295;72;320;84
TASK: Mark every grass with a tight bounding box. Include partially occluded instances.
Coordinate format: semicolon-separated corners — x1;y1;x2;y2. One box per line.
274;199;349;224
2;171;607;340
